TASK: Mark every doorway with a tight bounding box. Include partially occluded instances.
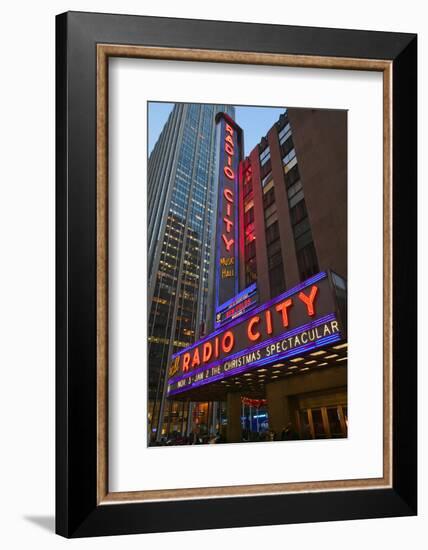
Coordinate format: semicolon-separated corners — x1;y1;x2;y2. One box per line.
297;404;347;439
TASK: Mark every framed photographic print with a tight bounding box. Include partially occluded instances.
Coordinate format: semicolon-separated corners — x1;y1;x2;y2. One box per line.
56;11;417;537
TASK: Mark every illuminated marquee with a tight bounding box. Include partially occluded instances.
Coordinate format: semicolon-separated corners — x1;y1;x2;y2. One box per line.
215;282;258;327
167;272;344;397
215;113;242;309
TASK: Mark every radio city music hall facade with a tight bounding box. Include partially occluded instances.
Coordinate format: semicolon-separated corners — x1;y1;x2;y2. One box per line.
151;106;348;444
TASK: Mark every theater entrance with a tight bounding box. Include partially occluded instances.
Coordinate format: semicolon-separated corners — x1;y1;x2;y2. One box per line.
295;389;348;439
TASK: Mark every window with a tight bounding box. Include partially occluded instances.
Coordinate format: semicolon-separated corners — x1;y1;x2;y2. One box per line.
263;177;274;194
268;256;285;297
265;210;278;228
259;146;271;166
266;219;284;296
245;240;256;260
285;164;300;188
332;272;347;290
262;171;272;188
283;148;296;166
289;189;304;208
290;198;319;280
264;203;276;221
267;238;281;259
295;229;313;251
290;199;307;225
278;123;291;145
266;221;280;245
293;217;311;239
244;207;254;226
245;236;257;286
280;135;294;157
245;257;257;285
287;180;302;200
296;242;319;280
243;177;253;198
263;187;275;208
260;159;272;179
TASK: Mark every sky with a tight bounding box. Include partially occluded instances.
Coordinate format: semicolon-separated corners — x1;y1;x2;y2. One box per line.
148;102;286;157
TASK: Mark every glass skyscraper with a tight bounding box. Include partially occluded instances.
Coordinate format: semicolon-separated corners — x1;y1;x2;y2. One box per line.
147;103;235;441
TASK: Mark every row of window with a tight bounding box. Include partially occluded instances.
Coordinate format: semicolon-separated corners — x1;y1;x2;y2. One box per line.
241;118;319;293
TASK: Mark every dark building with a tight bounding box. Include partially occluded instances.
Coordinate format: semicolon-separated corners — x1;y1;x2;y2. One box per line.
241;108;347;301
147;102;235;441
236;108;348;440
159;107;348;444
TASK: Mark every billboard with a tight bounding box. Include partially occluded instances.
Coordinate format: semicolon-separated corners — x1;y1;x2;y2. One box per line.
167;271;344;397
215;282;258;327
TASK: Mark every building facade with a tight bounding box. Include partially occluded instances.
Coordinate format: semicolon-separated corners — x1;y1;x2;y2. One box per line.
240;108;347;301
154;105;348;444
147;103;235;440
236;107;348;440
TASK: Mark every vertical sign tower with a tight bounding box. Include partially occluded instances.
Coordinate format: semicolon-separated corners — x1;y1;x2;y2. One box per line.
214;113;243;320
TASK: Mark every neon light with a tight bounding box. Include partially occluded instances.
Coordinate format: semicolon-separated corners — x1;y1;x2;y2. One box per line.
168;331;342;396
174;280;327;375
275;298;293;328
234;133;239;298
216;283;257;313
173;271;328;360
202;342;212;362
221;234;234;251
182;353;190;372
214;113;241;312
191;348;200;367
238;160;245;293
265;310;273;335
224;166;234;179
168;313;337;385
224;188;233;202
215;285;258;328
221;331;234;353
298;285;318;316
247;316;261;341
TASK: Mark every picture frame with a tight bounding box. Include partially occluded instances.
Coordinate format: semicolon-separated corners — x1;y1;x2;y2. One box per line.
56;11;417;537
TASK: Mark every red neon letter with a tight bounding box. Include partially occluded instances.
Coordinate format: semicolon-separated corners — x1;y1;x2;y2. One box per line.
202;342;212;363
275;299;293;328
247;316;261;341
225;123;234;135
222;331;234;353
224;166;235;180
225;143;234;156
265;310;273;335
182;353;191;372
223;217;234;233
225;134;234;146
222;234;234;251
191;348;200;368
298;285;318;316
224;188;234;202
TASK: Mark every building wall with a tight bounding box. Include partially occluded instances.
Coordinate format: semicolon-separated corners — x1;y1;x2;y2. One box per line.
287;108;348;279
242;108;347;304
266;366;347;434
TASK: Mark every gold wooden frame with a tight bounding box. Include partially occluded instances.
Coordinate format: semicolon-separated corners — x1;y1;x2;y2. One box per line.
96;44;392;504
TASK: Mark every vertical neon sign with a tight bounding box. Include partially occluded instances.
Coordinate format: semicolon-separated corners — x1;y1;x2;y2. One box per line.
215;113;242;312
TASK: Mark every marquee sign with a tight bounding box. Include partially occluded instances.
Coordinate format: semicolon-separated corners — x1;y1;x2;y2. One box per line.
167;272;343;397
215;282;258;327
214;113;242;310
